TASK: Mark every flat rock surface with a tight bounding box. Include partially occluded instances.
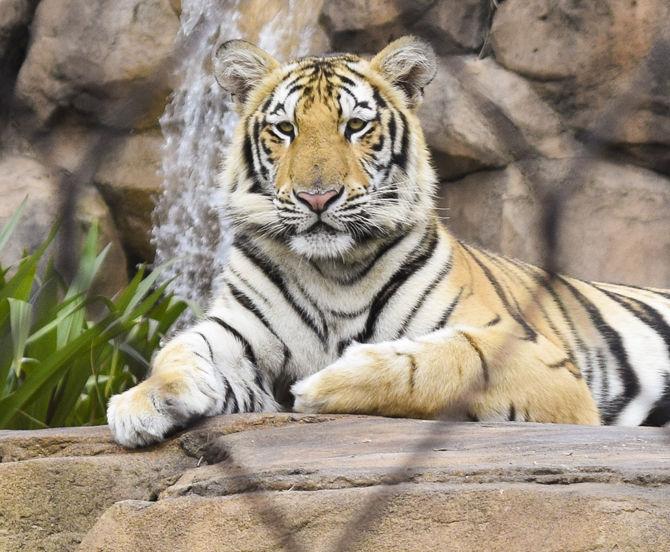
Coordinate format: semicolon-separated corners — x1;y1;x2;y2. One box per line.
1;414;669;551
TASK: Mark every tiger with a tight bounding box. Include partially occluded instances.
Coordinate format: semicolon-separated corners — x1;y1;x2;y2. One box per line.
107;36;670;448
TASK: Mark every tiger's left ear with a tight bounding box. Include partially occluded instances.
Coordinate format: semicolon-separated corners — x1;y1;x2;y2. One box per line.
370;36;437;109
213;39;279;105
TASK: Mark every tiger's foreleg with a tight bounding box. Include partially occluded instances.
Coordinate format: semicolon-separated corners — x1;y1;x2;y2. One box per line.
292;326;600;425
108;317;280;448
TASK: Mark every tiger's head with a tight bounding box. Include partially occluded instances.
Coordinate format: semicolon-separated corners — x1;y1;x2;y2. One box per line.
214;36;437;260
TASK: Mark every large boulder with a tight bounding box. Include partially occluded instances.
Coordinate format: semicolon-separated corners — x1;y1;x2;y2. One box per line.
0;154;128;296
321;0;493;55
440;158;670;288
0;426;195;552
0;415;668;551
490;0;670;175
14;0;180;128
420;55;577;180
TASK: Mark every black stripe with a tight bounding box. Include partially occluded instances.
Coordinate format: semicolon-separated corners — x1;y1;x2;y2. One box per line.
195;332;214;362
327;303;369;319
338;85;358;103
462;244;536;341
281;72;307;93
227;282;280;342
623;284;670;301
558;277;640;420
243;123;268;196
336;338;353;356
641;375;670;426
243;133;255;180
234;238;326;343
371;134;385;152
461;331;490;386
226;281;290;391
286;83;305;98
508;258;589;367
396;256;453;337
593;284;670;359
484;252;590;376
245;383;258;411
392;110;409;169
252;118;268;181
357;225;439;342
249;177;268;196
209;315;257;367
485;315;501;327
291;278;329;343
371;86;388;109
387;109;397;156
261;96;273;112
269;101;284;116
309;231;407;286
431;287;463;331
223;377;239;414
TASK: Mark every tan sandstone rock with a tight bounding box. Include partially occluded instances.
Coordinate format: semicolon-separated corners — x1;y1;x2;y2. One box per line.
15;0;180;129
321;0;493;55
420;55;578;180
79;483;670;552
0;426;194;552
490;0;670;175
440;158;670;288
0;414;668;551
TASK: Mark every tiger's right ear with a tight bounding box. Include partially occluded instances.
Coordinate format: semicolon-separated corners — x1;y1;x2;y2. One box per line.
370;36;436;109
213;40;279;104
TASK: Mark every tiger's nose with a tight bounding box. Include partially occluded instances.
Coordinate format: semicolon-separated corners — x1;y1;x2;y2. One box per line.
295;188;342;214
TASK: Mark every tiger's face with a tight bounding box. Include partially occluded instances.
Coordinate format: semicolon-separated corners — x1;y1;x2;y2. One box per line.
215;36;437;259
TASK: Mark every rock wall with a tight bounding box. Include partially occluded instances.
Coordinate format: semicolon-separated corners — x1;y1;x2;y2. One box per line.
1;414;669;551
1;0;669;289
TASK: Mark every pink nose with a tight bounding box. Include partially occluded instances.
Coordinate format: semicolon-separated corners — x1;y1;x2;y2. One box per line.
296;188;341;213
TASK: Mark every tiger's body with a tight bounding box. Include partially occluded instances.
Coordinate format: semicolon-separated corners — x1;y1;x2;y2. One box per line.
108;37;670;447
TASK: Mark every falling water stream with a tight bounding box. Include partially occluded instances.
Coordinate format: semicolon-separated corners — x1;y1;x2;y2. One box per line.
152;0;325;321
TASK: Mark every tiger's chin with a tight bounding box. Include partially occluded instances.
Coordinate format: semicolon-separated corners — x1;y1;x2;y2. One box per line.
289;228;355;259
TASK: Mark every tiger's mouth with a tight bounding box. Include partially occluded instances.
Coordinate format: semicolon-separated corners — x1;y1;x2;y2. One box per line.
288;219;355;259
299;221;340;236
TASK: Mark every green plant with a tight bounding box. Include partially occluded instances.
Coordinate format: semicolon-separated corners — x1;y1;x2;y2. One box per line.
0;202;188;429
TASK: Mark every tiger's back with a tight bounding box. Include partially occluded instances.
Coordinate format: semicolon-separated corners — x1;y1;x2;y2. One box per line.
448;236;670;425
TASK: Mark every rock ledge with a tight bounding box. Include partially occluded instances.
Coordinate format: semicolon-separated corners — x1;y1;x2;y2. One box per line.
1;414;669;551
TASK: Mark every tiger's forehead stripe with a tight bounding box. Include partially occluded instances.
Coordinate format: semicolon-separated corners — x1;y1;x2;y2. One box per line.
261;58;385;123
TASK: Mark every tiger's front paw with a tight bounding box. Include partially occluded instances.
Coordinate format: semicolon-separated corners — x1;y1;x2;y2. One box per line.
107;381;178;448
108;343;220;448
292;340;419;414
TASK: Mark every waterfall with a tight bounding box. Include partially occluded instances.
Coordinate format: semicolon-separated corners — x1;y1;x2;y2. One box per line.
152;0;325;322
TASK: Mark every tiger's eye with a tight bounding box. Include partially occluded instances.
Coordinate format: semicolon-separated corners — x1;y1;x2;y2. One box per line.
276;121;295;135
347;118;366;132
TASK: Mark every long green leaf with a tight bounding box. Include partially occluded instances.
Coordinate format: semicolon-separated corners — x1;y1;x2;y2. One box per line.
7;298;32;377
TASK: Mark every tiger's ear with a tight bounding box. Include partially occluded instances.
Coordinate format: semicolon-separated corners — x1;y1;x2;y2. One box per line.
213;39;279;104
370;36;437;109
